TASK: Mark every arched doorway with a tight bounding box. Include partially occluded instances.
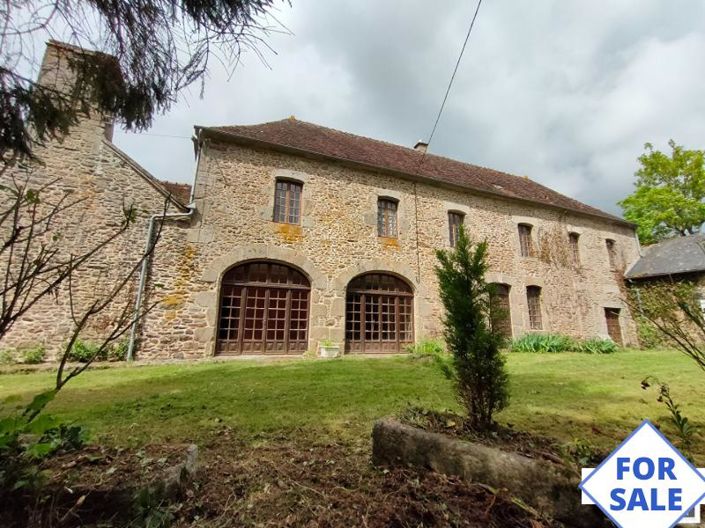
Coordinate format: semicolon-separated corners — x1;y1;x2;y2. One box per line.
217;261;310;355
345;272;414;353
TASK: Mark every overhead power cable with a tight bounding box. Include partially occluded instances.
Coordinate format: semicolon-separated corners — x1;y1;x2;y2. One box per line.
426;0;484;148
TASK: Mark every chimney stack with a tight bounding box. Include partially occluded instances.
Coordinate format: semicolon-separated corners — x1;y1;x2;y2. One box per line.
414;140;428;154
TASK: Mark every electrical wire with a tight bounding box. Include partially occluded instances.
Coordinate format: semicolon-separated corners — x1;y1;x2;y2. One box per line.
426;0;484;147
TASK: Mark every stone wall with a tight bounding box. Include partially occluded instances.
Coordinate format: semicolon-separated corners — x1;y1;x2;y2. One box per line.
1;42;641;361
0;42;187;359
137;135;640;359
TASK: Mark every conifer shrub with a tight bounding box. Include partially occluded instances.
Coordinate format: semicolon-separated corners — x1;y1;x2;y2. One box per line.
435;226;509;430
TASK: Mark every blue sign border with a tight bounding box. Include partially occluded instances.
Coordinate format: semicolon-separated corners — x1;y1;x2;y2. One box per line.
579;419;705;528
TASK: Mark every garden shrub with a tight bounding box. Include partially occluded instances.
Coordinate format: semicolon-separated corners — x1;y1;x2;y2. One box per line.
435;226;509;430
576;338;618;354
68;339;128;362
68;340;105;363
406;339;454;377
405;339;446;357
636;316;666;349
21;346;46;364
108;340;128;362
0;350;15;365
510;333;577;353
511;334;618;354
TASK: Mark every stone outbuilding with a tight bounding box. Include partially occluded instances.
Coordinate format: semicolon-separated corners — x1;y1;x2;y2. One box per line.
0;42;642;359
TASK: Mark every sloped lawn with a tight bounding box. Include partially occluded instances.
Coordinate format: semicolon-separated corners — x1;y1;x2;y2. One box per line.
0;350;703;459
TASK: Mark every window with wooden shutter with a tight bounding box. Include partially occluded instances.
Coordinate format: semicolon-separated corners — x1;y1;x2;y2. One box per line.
448;211;464;247
569;232;580;266
606;239;617;269
377;198;398;237
604;308;622;345
526;286;542;330
273;180;303;224
518;224;533;257
489;283;512;339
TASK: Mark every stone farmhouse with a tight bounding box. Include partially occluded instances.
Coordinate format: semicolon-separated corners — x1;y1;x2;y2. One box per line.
1;42;642;360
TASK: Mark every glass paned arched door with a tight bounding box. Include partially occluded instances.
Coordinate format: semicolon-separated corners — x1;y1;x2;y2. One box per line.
217;261;310;355
345;273;414;353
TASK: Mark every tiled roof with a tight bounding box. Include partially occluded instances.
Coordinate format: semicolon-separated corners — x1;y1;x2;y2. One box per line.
198;118;629;225
626;234;705;279
161;181;192;205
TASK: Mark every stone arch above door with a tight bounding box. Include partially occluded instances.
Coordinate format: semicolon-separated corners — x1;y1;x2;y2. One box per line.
202;244;327;290
331;258;419;294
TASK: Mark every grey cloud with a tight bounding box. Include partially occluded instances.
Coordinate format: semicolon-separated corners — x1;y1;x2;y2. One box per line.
114;0;705;216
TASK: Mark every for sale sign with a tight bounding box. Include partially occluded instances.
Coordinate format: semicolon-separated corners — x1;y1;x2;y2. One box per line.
579;420;705;528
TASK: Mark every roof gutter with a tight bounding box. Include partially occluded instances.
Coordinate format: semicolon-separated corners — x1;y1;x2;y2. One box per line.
194;126;635;230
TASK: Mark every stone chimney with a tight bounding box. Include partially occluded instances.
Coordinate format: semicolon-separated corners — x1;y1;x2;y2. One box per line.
414;140;428;154
37;41;116;141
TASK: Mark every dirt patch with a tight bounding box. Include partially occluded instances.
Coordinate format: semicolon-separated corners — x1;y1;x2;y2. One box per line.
173;426;559;527
0;444;190;528
1;428;561;527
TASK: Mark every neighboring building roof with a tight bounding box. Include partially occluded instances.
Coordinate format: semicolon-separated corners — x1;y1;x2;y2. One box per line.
196;118;630;226
626;234;705;279
103;141;190;210
161;181;192;205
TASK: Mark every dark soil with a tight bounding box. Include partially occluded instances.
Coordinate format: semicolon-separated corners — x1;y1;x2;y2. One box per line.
1;427;562;527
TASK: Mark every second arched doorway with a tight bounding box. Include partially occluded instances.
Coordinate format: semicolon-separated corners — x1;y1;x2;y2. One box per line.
345;272;414;353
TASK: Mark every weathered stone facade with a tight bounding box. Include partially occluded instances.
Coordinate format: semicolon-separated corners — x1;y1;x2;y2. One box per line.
0;42;188;359
0;42;642;361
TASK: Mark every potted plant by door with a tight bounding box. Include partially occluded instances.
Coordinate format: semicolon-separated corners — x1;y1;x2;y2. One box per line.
319;339;341;358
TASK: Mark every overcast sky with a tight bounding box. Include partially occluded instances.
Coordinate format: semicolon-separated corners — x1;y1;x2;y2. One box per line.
113;0;705;216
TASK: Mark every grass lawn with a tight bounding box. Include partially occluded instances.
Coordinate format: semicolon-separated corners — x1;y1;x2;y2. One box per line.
0;349;703;461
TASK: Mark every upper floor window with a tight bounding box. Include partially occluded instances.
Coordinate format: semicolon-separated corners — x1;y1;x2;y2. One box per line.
518;223;533;257
378;198;398;238
606;239;617;269
273;180;303;224
526;286;542;330
568;232;580;266
448;211;465;247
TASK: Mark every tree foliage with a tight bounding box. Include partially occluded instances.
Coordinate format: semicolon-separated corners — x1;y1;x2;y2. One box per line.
619;140;705;244
629;280;705;373
0;175;167;498
435;226;509;430
1;0;284;163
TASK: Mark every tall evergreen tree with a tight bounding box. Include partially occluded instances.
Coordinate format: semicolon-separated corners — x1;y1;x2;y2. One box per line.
1;0;284;164
435;226;509;430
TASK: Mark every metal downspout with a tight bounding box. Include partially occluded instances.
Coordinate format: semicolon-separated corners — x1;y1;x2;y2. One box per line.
126;209;193;361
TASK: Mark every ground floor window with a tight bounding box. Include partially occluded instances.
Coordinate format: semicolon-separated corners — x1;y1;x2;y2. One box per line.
217;261;310;355
526;286;542;330
604;307;622;346
345;273;413;353
489;283;512;339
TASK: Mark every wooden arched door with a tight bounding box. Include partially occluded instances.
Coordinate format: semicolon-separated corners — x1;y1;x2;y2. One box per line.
217;261;310;355
345;273;414;353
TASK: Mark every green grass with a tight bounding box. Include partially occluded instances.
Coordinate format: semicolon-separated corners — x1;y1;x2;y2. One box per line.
0;350;703;459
